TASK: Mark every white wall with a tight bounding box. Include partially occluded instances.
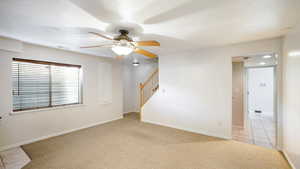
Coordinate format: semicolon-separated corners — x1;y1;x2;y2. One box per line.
247;67;274;117
123;62;136;113
123;60;158;113
0;37;23;53
142;38;282;139
282;25;300;169
0;37;123;151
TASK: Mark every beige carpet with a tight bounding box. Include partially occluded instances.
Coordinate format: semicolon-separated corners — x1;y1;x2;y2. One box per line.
22;113;290;169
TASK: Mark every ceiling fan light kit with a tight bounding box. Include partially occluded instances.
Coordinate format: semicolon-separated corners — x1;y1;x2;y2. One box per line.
111;45;133;55
80;29;160;59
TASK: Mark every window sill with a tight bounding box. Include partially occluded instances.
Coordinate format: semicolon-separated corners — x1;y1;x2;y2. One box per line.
10;104;86;115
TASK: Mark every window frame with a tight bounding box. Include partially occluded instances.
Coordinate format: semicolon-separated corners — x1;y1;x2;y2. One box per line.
12;58;83;112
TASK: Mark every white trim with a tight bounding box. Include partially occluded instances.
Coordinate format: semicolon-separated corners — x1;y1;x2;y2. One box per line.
243;64;248;128
142;119;231;140
0;116;123;152
282;150;296;169
10;104;86;115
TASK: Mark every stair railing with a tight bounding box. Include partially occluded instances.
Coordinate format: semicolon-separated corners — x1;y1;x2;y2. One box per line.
140;69;159;108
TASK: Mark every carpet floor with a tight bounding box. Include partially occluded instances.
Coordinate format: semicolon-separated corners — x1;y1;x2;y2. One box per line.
22;113;290;169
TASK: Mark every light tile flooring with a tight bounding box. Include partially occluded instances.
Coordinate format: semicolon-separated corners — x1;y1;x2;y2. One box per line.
232;114;276;149
0;156;4;169
0;147;30;169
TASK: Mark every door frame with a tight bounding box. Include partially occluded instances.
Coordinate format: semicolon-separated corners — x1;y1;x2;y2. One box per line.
244;65;278;149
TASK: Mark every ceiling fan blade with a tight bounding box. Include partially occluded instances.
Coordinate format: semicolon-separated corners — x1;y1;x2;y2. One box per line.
115;55;124;60
88;32;113;40
134;40;160;46
134;48;158;58
80;44;113;48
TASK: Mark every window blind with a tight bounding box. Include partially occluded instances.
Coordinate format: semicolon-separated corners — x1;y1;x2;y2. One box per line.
51;65;80;106
12;58;81;112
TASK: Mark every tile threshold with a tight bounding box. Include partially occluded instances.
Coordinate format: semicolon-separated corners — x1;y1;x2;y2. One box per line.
0;147;30;169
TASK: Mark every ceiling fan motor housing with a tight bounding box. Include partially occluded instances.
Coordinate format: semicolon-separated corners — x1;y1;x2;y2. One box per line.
119;29;129;35
114;29;133;41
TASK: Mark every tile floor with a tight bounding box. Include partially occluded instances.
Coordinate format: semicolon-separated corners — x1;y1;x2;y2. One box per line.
0;147;30;169
232;113;276;149
0;156;4;169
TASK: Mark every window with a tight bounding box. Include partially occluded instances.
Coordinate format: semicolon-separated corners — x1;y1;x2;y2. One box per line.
12;58;82;112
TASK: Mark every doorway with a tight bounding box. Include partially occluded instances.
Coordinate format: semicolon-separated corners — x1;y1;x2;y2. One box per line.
232;54;277;149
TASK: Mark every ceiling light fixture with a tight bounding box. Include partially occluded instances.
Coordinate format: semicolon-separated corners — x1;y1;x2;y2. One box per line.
263;55;272;59
80;30;160;59
111;45;133;56
132;59;140;66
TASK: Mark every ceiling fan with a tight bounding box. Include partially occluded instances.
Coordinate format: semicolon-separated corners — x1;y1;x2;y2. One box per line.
80;30;160;59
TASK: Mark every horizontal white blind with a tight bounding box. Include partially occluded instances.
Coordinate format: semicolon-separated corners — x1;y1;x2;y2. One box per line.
12;59;81;112
12;62;50;110
51;66;80;106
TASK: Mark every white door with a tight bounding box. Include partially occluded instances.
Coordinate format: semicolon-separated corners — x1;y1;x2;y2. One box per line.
247;67;274;117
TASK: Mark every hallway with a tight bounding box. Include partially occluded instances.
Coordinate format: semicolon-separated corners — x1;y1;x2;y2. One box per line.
232;114;276;149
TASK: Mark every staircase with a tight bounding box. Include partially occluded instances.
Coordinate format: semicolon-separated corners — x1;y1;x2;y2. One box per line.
139;69;159;108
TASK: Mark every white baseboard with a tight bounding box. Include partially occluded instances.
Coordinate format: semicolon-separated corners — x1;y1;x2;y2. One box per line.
282;150;296;169
0;116;123;152
142;119;231;140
